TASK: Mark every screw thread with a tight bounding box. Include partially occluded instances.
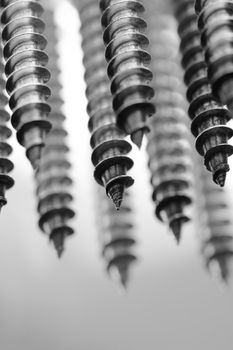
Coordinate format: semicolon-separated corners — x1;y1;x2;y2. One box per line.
78;0;134;209
146;12;193;243
35;8;75;258
0;48;14;211
99;0;155;148
96;187;136;289
0;0;52;170
174;0;233;187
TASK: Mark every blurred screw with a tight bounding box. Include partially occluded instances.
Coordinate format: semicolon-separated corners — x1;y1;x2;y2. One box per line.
99;0;155;148
174;0;233;187
35;8;75;258
77;0;134;210
0;0;52;170
96;187;137;289
196;159;233;284
145;11;193;243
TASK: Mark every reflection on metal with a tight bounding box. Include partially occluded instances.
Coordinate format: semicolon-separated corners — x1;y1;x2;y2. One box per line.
77;0;134;210
99;0;155;148
0;0;52;169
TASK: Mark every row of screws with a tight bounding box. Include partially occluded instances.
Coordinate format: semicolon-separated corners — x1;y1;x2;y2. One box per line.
78;0;134;210
96;187;136;288
174;0;233;187
0;0;51;170
99;0;155;149
35;7;75;258
145;9;193;243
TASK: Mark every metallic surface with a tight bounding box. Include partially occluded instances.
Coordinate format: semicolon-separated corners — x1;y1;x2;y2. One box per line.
99;0;155;148
174;0;233;187
145;10;193;243
0;0;51;170
0;43;14;210
35;8;75;258
195;0;233;113
77;0;134;209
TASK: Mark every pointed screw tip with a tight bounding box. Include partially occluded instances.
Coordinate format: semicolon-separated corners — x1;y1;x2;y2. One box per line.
50;232;66;259
215;172;226;187
170;220;182;245
56;247;64;259
131;129;144;149
114;198;122;210
108;184;124;210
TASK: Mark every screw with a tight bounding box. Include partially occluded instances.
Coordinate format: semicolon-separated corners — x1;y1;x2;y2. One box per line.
96;187;137;289
196;159;233;284
78;0;134;209
145;12;193;243
35;7;75;258
195;0;233;114
0;0;52;170
99;0;155;148
174;0;233;187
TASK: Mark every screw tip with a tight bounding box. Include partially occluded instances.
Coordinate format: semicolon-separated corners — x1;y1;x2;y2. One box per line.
215;171;227;187
130;129;144;149
50;231;66;259
170;219;182;244
209;254;233;286
107;183;124;210
110;264;130;291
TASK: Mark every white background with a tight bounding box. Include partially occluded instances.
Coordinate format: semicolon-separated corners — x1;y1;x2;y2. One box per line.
0;1;233;349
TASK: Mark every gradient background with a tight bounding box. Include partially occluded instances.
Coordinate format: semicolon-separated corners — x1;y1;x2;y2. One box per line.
1;1;233;349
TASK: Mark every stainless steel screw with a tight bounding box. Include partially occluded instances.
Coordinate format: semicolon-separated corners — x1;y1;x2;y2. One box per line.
99;0;155;148
78;0;134;210
0;0;52;170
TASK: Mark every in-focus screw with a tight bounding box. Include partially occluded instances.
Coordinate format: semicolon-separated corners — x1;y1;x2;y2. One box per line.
0;0;52;170
77;0;134;209
99;0;155;148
